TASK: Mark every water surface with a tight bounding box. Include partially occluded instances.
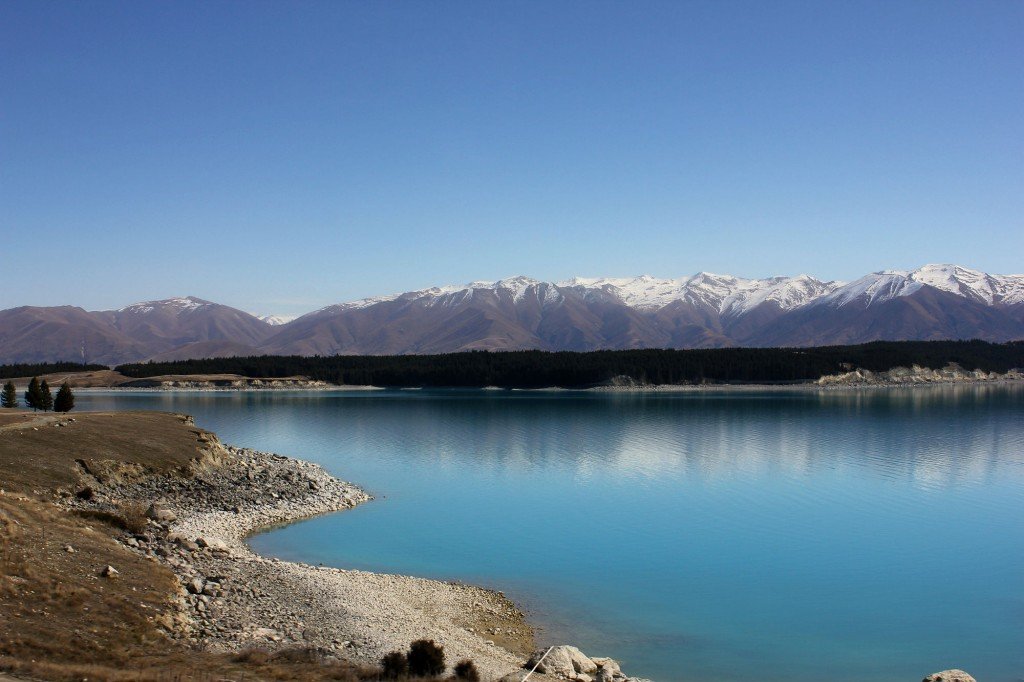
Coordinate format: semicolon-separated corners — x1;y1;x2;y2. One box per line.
77;386;1024;682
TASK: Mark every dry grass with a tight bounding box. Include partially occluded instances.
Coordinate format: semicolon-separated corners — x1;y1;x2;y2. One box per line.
0;495;178;667
0;411;214;494
0;494;395;682
0;654;381;682
3;370;133;389
74;500;150;534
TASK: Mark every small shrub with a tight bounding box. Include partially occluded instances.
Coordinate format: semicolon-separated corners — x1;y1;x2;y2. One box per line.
232;648;271;664
119;501;150;534
73;504;148;535
325;665;361;682
407;639;445;677
454;659;479;682
270;646;324;663
381;650;409;679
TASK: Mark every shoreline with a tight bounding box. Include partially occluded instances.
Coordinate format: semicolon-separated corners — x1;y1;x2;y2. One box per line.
71;375;1024;394
67;436;583;680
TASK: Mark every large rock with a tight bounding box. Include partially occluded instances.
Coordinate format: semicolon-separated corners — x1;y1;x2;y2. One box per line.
525;647;576;678
592;658;621;675
145;502;176;523
196;536;228;551
923;671;976;682
524;646;597;679
567;647;597;675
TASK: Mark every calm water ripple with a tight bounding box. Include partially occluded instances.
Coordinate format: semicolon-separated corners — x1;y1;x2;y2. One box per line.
77;385;1024;682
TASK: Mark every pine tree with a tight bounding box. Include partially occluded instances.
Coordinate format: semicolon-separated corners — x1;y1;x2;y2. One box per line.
39;380;54;412
54;382;75;413
1;381;17;408
24;377;42;411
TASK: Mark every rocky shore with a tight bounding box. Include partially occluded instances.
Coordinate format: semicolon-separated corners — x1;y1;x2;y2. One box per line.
815;363;1023;386
586;365;1024;392
115;376;336;390
63;429;640;681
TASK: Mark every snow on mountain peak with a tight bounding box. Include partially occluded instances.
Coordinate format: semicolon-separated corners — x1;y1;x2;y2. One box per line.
118;296;212;315
491;275;546;302
259;314;296;326
316;265;1022;318
909;264;1024;305
719;275;842;317
818;264;1024;308
551;272;839;313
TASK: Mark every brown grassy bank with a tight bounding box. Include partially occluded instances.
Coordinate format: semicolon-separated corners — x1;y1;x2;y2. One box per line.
0;411;426;681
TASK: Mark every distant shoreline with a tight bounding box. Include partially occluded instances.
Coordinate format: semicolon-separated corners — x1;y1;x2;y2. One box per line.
71;376;1024;393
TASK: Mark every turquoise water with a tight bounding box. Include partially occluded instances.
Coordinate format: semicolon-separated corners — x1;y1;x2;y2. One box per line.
77;386;1024;682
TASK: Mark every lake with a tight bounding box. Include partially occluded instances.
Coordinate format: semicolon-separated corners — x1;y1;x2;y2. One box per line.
76;385;1024;682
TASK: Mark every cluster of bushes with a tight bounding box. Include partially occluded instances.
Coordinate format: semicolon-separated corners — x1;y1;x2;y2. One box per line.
381;640;479;682
222;641;483;682
114;340;1024;389
1;377;75;412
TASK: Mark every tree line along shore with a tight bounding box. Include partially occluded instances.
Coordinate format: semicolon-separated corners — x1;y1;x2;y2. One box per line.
2;376;75;411
1;339;1019;389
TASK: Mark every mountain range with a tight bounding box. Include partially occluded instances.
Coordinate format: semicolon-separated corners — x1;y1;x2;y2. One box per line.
1;264;1022;365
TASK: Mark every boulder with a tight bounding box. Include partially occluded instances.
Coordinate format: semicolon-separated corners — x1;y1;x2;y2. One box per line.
253;627;283;642
145;503;176;523
565;646;597;674
525;646;576;678
923;671;976;682
196;536;228;551
592;658;621;675
100;565;119;578
524;646;597;678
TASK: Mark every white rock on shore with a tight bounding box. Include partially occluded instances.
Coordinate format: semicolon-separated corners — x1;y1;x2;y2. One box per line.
522;646;648;682
923;671;976;682
817;363;1022;386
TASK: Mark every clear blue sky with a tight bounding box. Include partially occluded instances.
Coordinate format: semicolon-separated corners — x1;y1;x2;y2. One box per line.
2;1;1021;316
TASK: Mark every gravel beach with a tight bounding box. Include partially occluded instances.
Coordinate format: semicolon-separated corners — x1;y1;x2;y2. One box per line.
70;436;534;680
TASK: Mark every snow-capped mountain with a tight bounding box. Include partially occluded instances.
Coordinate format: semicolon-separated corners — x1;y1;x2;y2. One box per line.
816;264;1024;309
259;315;297;326
117;296;214;315
559;272;842;315
311;272;840;316
263;264;1024;356
0;297;275;364
0;265;1021;363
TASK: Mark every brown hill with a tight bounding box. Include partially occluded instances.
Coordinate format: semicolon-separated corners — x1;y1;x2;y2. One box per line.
0;306;147;365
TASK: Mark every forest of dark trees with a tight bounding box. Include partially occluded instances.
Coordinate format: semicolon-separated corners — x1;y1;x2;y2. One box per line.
0;362;108;380
114;340;1024;389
